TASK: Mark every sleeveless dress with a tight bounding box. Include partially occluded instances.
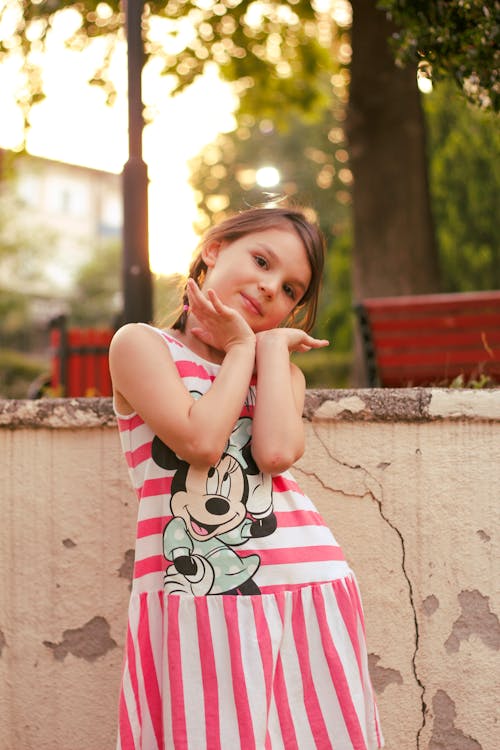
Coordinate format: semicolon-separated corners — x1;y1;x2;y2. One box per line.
115;327;383;750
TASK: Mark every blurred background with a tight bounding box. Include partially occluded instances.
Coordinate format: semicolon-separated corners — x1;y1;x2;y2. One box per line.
0;0;498;397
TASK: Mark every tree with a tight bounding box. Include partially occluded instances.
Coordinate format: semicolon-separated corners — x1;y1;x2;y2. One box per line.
348;0;440;302
380;0;499;112
67;237;184;328
189;105;351;245
1;3;441;303
0;190;58;293
4;1;498;377
8;2;498;113
68;238;123;327
423;77;500;292
0;183;60;351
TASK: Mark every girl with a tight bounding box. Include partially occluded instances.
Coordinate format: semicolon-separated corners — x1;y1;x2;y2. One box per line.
109;205;383;750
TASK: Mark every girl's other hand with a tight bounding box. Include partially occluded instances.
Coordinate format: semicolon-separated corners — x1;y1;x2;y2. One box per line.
256;328;329;354
187;279;256;353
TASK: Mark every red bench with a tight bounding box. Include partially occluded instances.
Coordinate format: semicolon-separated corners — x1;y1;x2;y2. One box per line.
355;290;500;387
49;316;114;397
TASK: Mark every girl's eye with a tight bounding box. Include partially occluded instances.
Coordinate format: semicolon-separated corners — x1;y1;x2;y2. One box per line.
284;284;296;300
255;255;267;268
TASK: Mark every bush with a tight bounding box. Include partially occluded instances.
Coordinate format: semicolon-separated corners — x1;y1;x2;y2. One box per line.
292;349;352;389
0;349;48;399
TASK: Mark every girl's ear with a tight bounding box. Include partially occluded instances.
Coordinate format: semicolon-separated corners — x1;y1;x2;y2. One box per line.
201;240;222;268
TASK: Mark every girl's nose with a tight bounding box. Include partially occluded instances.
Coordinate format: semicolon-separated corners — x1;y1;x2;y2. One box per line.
259;278;277;298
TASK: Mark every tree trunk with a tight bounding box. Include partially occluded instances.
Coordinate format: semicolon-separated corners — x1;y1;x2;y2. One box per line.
347;0;440;301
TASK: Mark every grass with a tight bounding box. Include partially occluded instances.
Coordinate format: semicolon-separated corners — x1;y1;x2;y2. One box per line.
291;349;352;389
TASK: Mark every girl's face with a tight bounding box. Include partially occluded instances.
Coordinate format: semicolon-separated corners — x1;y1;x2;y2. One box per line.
201;227;312;332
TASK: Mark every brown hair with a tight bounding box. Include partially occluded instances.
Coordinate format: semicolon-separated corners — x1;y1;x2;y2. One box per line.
171;205;325;333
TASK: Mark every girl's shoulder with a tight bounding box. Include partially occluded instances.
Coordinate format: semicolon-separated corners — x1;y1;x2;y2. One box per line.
111;321;167;340
109;325;217;419
110;322;177;353
110;324;222;374
109;324;179;415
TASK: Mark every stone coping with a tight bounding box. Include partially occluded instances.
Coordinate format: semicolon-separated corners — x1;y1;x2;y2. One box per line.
1;388;499;428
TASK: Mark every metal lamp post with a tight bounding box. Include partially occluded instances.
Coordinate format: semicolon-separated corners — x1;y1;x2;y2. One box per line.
122;0;153;324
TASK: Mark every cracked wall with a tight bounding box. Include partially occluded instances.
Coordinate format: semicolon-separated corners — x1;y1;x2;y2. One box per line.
0;392;499;750
0;409;132;750
299;390;500;750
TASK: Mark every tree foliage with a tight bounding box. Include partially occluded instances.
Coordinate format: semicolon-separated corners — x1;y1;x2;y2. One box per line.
189;97;351;242
3;0;498;123
0;190;58;287
66;238;184;328
2;0;498;384
2;0;336;127
68;238;122;326
424;77;500;291
0;186;60;355
380;0;500;111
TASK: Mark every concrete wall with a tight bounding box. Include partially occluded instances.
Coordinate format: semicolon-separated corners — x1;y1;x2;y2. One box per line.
0;390;499;750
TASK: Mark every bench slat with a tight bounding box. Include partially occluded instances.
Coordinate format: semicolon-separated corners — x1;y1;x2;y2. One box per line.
51;322;114;397
363;290;500;313
377;350;499;368
372;330;500;351
369;314;500;332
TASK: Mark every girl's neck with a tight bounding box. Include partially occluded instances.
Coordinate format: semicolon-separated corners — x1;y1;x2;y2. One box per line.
168;317;225;365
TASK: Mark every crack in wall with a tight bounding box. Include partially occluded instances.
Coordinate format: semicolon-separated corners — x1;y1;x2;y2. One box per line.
300;425;428;747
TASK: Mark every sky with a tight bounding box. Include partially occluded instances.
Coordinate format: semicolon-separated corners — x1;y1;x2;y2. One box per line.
0;8;237;276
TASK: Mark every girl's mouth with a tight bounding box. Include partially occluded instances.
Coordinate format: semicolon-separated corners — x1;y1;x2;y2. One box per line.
240;292;262;315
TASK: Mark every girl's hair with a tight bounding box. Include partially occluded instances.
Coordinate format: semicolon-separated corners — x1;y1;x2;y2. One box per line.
172;205;325;333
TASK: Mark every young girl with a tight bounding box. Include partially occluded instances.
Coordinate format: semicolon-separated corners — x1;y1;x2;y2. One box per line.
109;205;383;750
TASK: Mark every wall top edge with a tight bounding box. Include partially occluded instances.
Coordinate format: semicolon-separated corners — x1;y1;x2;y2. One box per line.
305;388;500;422
1;388;499;429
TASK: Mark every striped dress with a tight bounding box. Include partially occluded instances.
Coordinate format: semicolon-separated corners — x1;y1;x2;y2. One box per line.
115;328;383;750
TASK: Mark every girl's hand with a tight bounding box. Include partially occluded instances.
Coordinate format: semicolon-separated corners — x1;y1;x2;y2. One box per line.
256;328;329;354
187;279;256;353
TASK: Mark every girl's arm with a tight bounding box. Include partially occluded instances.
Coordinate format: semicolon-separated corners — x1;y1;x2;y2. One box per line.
251;329;328;474
109;286;256;469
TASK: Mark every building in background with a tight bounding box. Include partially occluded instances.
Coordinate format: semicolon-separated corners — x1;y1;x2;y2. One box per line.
1;150;122;289
0;150;123;359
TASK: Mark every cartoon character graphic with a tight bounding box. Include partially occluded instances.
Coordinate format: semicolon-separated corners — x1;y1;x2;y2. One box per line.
151;416;277;596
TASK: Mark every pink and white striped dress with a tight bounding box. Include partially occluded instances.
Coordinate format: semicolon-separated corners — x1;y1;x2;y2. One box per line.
115;328;383;750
